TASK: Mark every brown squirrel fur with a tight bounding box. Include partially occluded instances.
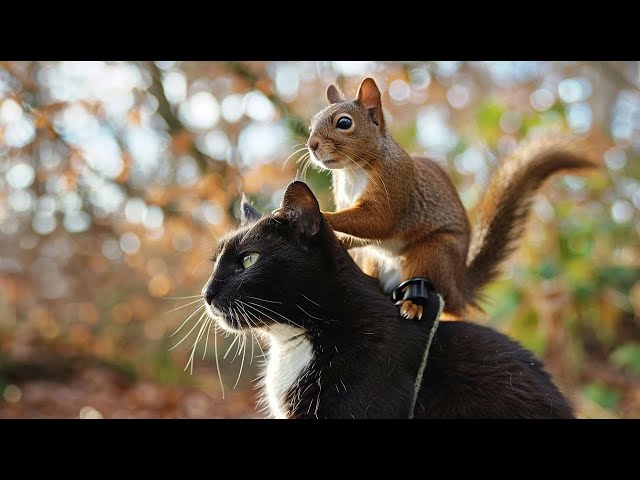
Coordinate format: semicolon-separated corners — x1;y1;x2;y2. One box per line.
307;77;599;319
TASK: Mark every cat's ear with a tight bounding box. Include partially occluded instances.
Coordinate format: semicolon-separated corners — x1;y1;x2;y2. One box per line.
326;84;343;104
240;194;262;225
356;77;385;128
278;181;321;237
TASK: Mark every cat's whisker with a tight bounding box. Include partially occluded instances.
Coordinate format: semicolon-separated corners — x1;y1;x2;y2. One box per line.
252;328;267;360
234;334;247;390
223;333;240;360
238;306;313;360
239;301;283;327
247;296;282;304
249;324;255;365
170;309;206;351
185;313;211;374
229;308;247;362
170;304;205;338
297;304;326;321
232;313;245;362
232;335;244;363
300;292;321;306
237;301;266;327
237;302;268;360
238;301;307;352
244;300;304;330
161;295;202;300
202;319;212;360
164;298;205;315
234;305;257;366
213;320;225;399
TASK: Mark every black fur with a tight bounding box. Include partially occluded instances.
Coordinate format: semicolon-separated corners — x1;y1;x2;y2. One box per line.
203;181;574;419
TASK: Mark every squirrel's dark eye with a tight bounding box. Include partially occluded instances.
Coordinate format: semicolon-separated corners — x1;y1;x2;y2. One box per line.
336;116;353;130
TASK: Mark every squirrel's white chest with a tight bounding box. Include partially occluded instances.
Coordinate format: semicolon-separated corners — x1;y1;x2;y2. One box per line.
334;169;369;209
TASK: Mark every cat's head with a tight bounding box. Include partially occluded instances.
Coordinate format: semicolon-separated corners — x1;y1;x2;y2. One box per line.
202;181;334;334
307;77;386;171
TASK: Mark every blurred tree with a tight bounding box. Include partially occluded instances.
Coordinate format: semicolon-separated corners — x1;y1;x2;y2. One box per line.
0;61;638;418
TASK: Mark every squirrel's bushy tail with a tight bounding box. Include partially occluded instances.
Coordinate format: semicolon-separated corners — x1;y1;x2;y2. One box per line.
464;136;600;308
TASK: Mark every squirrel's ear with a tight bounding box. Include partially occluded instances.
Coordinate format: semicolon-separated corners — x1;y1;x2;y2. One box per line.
240;194;262;225
326;85;343;104
278;181;321;237
356;77;385;128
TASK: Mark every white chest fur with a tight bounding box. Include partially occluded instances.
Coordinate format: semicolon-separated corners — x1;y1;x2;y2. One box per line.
265;324;314;419
334;168;369;209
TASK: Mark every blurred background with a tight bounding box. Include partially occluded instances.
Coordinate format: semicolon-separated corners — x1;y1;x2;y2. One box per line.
0;61;638;419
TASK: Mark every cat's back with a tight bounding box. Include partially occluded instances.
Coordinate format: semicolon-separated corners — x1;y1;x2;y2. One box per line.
415;320;574;418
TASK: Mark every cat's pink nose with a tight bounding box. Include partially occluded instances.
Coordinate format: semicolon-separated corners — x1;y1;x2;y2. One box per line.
308;139;319;151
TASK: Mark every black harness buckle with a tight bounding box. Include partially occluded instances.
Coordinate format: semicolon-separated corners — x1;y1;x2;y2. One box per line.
392;278;440;322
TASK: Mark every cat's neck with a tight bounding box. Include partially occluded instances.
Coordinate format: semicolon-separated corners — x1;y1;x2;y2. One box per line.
274;233;399;340
261;231;420;418
322;232;400;334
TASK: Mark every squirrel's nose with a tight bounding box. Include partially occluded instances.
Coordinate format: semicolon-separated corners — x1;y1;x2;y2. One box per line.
308;139;319;151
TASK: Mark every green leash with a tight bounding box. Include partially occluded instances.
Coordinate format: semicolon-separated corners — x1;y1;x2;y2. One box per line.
408;293;444;419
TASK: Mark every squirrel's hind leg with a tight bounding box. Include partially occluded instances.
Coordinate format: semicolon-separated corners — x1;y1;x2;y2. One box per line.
400;233;468;317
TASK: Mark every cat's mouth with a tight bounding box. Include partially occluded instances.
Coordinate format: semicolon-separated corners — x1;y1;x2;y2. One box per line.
205;302;248;333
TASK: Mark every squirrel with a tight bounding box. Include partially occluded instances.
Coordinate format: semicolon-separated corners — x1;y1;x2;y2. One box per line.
306;77;599;320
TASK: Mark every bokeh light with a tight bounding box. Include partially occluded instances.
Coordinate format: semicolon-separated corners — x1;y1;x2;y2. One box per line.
0;61;638;419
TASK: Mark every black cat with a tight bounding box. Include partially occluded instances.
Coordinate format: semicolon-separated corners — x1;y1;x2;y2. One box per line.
202;181;574;419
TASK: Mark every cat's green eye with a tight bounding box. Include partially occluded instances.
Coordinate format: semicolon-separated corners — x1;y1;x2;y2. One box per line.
242;253;260;269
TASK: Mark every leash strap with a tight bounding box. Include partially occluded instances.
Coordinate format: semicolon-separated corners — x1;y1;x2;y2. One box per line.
390;277;444;418
408;293;444;419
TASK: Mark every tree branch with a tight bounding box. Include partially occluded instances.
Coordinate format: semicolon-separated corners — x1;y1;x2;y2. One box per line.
142;61;232;175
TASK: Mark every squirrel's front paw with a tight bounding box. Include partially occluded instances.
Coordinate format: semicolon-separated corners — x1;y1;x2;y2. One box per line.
395;300;423;320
